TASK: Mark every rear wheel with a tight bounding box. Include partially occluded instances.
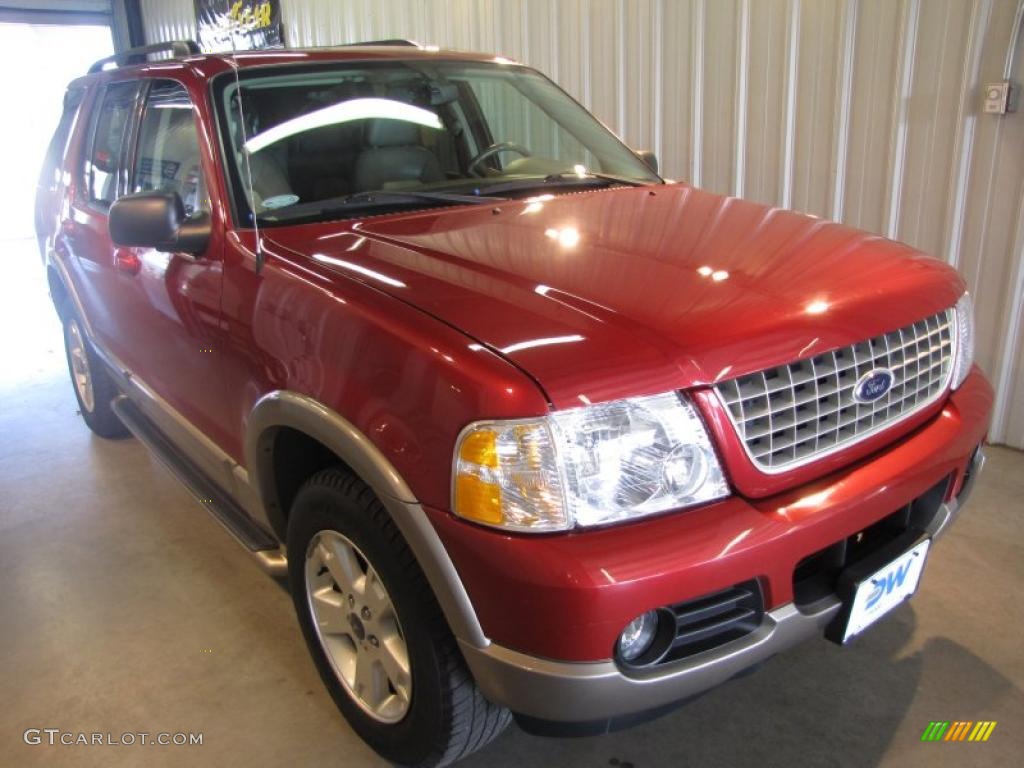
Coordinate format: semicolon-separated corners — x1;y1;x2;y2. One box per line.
287;468;511;767
62;315;128;438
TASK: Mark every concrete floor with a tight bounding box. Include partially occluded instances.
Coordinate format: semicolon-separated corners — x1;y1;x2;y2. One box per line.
2;234;1022;768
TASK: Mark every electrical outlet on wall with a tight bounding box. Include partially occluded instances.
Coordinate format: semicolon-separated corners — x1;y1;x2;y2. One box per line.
984;81;1018;114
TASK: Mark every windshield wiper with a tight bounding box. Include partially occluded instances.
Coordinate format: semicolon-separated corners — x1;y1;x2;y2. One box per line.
475;171;650;197
257;189;506;224
546;171;650;187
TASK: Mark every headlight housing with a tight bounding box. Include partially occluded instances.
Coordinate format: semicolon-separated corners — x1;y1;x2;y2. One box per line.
453;392;729;532
951;292;975;390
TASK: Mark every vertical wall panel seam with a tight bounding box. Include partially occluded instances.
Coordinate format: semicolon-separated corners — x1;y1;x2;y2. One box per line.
1003;0;1024;79
520;0;528;66
989;2;1024;442
970;135;1004;309
653;0;664;167
616;0;626;136
585;0;593;109
549;0;559;82
990;189;1024;442
830;0;858;222
913;1;953;248
853;3;885;228
968;12;1011;308
550;0;560;154
755;5;772;201
780;0;800;209
691;0;704;186
884;0;919;239
733;0;750;197
797;4;826;213
944;0;991;269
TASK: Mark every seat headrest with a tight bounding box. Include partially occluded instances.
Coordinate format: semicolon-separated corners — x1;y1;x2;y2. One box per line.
297;121;361;153
365;119;421;148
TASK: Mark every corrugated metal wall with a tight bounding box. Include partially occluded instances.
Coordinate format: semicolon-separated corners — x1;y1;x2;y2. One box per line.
142;0;1024;448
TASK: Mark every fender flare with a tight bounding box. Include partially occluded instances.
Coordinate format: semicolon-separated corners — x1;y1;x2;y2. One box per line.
246;390;488;649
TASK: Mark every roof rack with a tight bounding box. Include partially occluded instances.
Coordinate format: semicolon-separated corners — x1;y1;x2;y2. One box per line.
341;39;423;48
88;40;200;74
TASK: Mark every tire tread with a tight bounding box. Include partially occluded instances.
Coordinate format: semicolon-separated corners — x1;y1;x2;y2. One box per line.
62;315;129;439
298;468;510;767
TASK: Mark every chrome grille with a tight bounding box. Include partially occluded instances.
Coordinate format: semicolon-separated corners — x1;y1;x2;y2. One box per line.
715;308;955;472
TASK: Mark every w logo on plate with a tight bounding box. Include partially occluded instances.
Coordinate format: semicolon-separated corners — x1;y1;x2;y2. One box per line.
865;559;915;610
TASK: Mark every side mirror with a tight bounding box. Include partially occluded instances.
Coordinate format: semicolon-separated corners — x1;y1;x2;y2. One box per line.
636;150;659;175
109;191;210;255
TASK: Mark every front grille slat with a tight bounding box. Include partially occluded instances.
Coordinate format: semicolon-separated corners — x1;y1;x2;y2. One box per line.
659;580;764;664
716;308;955;473
672;587;753;628
671;608;759;650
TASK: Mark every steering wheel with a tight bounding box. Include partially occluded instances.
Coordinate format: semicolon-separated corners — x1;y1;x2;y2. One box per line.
468;142;532;176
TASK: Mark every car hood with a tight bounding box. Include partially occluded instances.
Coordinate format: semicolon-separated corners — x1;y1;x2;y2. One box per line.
266;183;964;409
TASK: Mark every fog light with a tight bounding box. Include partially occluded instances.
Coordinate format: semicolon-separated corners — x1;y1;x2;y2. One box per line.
617;610;659;662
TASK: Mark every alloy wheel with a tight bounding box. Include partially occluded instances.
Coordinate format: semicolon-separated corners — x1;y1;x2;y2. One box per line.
67;319;95;413
305;529;412;723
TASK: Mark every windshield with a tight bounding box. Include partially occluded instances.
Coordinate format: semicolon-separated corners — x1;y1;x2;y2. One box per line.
214;59;662;226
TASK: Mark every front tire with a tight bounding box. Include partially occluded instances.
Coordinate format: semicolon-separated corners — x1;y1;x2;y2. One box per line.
287;469;510;767
62;315;129;438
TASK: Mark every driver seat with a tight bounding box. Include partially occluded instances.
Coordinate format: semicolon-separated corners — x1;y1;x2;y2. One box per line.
353;119;443;192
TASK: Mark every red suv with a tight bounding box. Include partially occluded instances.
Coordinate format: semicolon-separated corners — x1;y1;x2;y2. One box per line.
37;40;991;766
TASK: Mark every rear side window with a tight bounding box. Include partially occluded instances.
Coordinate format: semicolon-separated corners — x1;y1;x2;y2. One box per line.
36;86;86;248
85;81;139;207
132;80;209;215
39;87;85;191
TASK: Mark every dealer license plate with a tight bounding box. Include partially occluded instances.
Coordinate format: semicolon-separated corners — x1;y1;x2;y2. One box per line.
841;539;931;642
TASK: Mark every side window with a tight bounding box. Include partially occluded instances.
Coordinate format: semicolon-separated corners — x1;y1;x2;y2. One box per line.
132;80;208;215
85;81;139;208
39;87;85;191
37;87;86;242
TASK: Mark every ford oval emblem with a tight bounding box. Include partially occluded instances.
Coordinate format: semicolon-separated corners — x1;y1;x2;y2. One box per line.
853;368;895;404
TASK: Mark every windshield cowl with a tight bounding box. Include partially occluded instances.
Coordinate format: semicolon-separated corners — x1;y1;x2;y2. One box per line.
255;175;658;225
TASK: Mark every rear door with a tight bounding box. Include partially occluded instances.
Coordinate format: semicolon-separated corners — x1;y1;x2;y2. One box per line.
64;79;140;364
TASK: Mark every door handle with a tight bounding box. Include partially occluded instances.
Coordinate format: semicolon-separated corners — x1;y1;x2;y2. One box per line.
114;248;141;276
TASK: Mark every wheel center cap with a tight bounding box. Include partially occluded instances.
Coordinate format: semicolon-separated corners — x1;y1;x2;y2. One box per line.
348;612;366;641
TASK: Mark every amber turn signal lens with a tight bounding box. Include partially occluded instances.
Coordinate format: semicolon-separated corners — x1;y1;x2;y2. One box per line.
458;428;498;468
452;420;569;532
454;474;504;525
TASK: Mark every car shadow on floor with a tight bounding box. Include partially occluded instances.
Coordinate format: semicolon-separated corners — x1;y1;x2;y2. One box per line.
456;607;1016;768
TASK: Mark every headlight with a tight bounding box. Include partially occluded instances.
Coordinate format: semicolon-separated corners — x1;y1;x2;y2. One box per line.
453;392;729;532
951;292;975;390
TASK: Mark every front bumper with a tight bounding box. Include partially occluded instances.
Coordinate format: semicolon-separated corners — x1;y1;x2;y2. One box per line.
458;445;983;725
428;369;992;724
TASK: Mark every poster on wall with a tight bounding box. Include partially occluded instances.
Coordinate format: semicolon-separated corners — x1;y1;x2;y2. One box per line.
194;0;284;52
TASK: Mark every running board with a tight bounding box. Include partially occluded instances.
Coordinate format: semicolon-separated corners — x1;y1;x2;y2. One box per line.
112;395;287;577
